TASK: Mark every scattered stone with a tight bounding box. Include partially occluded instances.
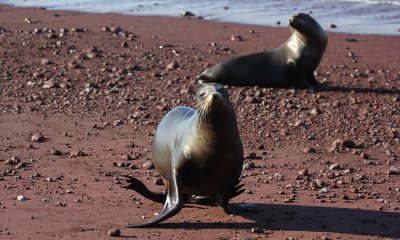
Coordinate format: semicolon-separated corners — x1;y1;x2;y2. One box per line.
329;163;341;171
345;38;358;42
15;162;27;169
310;108;321;116
231;35;243;41
182;11;196;17
360;152;369;160
108;228;121;237
342;139;356;149
42;80;59;89
388;166;400;175
303;147;316;154
113;119;124;126
41;59;52;65
51;149;63;156
330;24;337;29
166;61;179;70
70;150;88;158
246;152;259;159
251;228;262;233
298;169;309;177
142;161;154;169
154;177;164;185
243;162;255;170
31;133;45;142
17;195;28;201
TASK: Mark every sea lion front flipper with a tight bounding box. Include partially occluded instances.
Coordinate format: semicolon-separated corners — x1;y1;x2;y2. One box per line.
121;175;166;203
125;170;183;228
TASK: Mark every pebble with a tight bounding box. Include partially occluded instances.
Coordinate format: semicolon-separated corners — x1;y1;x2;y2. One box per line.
108;228;121;237
181;11;196;17
243;162;255;170
303;147;316;154
342;139;356;149
154;177;164;185
310;108;321;116
388;166;400;175
166;61;179;70
298;169;309;177
17;195;28;201
329;163;341;171
51;149;63;156
41;59;52;65
142;161;154;169
70;150;87;157
31;133;44;142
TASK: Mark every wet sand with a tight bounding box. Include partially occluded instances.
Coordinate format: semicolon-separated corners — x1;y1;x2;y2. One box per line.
0;4;399;240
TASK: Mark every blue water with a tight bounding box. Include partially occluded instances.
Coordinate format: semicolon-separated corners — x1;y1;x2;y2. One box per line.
1;0;399;35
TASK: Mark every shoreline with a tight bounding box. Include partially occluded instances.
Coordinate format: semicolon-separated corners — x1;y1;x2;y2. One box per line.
1;3;400;36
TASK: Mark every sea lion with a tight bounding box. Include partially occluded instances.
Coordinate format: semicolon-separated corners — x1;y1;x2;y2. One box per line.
197;13;328;88
123;83;244;228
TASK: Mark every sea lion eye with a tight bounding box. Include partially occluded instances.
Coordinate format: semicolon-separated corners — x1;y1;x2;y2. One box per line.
199;92;206;98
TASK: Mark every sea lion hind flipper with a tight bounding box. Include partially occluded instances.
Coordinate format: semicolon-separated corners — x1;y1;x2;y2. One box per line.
215;178;244;213
122;175;166;203
125;171;183;228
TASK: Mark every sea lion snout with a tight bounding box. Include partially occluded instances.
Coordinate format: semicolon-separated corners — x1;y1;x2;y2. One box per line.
196;83;227;103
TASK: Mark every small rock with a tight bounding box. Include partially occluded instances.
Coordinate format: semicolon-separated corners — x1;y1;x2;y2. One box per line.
360;152;369;160
310;108;321;116
41;59;52;65
388;166;400;175
298;169;309;177
15;162;27;169
182;11;195;17
251;228;262;233
142;161;154;169
113;119;124;126
51;149;63;156
231;35;243;41
329;163;341;171
154;178;164;185
31;133;44;142
246;152;258;159
70;150;87;158
342;139;356;149
166;61;179;70
42;80;59;89
17;195;28;201
303;147;316;154
330;24;337;29
243;162;255;170
108;228;121;237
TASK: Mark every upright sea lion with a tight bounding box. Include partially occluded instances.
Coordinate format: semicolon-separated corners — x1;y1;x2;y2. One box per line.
123;83;244;228
197;13;328;88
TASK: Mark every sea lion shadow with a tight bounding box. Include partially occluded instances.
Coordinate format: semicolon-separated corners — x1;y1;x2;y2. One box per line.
157;203;400;238
315;85;400;95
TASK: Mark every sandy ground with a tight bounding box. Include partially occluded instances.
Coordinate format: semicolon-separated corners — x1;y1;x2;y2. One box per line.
0;4;399;240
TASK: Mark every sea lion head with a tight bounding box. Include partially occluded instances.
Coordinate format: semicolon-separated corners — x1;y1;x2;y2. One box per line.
289;13;327;46
195;83;235;124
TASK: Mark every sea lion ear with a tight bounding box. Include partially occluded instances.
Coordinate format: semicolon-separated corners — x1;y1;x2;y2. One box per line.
287;59;296;68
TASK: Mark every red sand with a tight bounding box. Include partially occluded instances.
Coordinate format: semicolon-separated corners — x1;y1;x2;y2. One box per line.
0;4;399;240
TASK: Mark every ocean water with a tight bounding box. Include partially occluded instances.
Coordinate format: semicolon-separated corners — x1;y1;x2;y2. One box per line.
0;0;399;35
